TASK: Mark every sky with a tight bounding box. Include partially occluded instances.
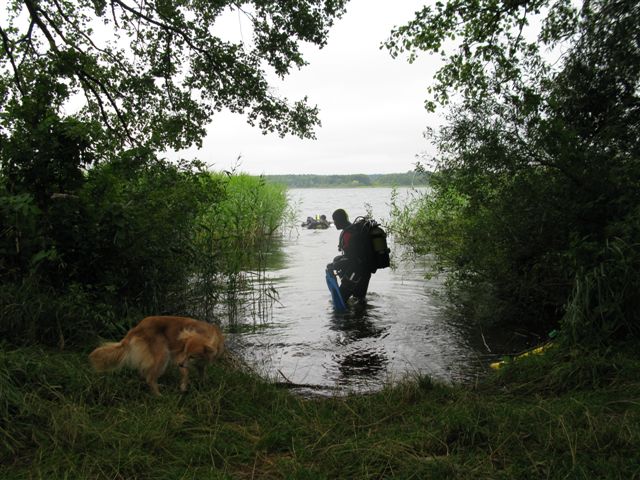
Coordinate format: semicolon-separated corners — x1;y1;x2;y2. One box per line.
169;1;441;176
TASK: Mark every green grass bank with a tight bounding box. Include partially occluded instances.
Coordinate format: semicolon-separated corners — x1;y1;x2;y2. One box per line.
1;344;639;479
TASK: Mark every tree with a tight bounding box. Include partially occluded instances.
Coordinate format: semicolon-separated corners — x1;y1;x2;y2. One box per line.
0;1;347;346
386;0;640;342
0;0;347;153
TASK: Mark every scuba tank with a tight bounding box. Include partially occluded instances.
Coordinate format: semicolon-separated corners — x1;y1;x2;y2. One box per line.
352;217;391;273
369;223;390;270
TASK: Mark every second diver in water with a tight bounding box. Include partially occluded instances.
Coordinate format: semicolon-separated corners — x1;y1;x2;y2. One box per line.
302;214;331;229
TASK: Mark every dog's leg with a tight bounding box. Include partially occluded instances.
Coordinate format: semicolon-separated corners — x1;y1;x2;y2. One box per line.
147;375;160;396
179;366;189;392
145;350;170;395
197;363;206;385
145;370;162;395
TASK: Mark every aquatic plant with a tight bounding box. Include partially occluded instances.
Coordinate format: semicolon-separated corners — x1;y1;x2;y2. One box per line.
190;173;289;325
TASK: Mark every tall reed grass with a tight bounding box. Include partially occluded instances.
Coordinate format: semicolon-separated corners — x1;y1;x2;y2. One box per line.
562;238;640;348
189;173;289;326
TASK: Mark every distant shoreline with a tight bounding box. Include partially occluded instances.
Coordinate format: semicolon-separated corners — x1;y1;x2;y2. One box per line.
263;172;430;189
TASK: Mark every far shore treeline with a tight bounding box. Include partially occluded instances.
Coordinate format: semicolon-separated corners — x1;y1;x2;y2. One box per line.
263;171;429;188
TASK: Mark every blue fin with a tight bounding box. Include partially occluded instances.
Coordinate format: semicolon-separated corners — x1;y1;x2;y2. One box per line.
325;270;347;312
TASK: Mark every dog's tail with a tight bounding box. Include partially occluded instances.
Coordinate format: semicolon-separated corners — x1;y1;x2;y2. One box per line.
89;341;129;372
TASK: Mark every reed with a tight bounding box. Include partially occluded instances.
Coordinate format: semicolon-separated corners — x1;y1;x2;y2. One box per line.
561;238;640;348
190;173;289;326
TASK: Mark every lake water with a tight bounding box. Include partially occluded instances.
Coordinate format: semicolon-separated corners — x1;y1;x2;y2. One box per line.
228;187;495;395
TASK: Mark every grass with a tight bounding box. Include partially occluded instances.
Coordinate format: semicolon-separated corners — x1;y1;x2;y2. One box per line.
1;344;639;479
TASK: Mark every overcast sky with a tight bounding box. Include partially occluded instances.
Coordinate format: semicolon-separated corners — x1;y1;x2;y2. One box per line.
169;1;440;176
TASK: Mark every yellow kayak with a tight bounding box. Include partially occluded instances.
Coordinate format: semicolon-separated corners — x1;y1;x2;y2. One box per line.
490;342;553;369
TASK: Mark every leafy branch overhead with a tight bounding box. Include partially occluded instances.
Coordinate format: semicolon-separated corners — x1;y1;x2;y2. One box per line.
0;0;347;151
385;0;588;111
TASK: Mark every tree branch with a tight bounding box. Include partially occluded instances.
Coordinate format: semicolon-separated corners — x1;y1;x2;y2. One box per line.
23;0;136;145
110;0;206;56
0;24;26;96
50;0;131;74
23;0;60;53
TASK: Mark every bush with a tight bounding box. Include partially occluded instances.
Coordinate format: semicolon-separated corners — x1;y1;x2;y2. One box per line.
0;155;221;344
0;156;290;346
389;1;640;346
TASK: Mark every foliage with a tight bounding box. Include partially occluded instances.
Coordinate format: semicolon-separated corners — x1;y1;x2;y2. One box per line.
387;0;640;343
563;239;640;347
385;0;581;112
0;0;347;151
0;152;218;344
1;344;639;478
0;155;290;345
0;117;288;349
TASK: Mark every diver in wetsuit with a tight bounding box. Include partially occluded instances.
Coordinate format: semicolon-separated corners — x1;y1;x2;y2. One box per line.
327;208;371;302
316;214;331;229
302;214;331;229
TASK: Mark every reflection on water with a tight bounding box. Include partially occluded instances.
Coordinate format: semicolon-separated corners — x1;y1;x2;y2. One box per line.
329;304;390;387
227;187;496;395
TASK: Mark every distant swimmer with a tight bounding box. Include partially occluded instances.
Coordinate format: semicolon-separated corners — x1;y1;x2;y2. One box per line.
302;214;331;229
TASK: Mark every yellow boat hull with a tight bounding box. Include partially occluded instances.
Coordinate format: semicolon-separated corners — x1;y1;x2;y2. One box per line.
490;342;553;370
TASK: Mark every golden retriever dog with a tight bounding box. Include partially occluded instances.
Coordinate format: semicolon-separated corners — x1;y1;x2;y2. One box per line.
89;316;224;395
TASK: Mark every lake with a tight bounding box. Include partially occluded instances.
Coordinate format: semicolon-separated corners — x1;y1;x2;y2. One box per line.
228;187;495;395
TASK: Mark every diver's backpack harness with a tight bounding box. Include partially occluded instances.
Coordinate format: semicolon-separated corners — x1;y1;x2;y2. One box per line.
350;217;391;273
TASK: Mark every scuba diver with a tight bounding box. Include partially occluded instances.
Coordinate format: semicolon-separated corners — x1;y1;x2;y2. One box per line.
301;216;316;228
326;208;372;302
302;214;331;229
317;214;331;229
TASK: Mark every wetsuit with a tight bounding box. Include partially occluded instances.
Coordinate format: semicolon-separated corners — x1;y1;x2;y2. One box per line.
334;222;371;301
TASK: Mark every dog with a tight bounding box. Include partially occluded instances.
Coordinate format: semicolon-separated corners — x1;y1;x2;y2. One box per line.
89;316;224;395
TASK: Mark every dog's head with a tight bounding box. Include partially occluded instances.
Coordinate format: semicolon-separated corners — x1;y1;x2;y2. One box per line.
177;336;219;368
